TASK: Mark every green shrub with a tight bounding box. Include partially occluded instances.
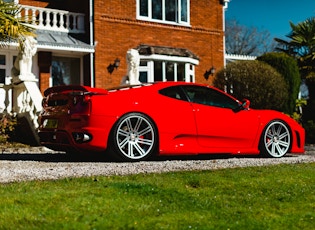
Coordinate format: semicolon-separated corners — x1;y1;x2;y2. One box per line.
303;120;315;144
257;52;301;114
214;60;289;111
0;114;17;144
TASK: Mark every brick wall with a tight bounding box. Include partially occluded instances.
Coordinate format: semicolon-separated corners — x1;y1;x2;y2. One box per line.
19;0;225;89
94;0;225;88
19;0;49;8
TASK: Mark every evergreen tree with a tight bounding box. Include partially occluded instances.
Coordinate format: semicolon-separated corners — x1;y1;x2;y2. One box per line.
257;52;300;115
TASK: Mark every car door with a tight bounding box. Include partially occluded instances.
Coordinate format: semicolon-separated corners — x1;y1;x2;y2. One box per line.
156;86;198;154
182;85;261;150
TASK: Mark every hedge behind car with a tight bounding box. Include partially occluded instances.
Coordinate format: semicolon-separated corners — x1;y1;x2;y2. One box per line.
214;60;289;111
257;52;301;115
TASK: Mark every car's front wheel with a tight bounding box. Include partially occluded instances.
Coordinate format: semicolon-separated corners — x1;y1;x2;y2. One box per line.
260;120;291;158
110;113;158;161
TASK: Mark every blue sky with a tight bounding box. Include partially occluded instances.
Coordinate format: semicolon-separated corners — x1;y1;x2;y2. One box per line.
225;0;315;39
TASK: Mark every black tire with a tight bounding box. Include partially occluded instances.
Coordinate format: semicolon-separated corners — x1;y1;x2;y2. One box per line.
259;120;291;158
109;113;158;161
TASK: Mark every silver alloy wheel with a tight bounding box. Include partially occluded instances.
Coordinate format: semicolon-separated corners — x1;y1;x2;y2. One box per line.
262;121;291;158
115;114;156;160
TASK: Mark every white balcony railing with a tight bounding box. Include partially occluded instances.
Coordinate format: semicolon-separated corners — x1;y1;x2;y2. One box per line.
20;5;85;34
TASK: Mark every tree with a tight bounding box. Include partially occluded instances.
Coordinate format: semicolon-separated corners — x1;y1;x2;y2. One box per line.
275;17;315;80
213;60;288;111
257;52;300;115
0;0;34;50
275;17;315;122
225;19;276;56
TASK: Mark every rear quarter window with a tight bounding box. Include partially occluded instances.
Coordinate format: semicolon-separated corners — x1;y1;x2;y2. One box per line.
159;86;187;101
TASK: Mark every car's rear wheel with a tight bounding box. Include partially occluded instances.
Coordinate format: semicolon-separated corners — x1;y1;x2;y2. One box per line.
110;113;158;161
260;120;291;158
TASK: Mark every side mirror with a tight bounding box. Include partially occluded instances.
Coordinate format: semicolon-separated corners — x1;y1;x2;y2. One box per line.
241;99;250;110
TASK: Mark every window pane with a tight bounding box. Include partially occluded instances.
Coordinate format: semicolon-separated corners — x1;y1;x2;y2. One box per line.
159;86;187;101
166;62;174;81
152;0;162;20
177;63;185;81
165;0;177;22
0;69;5;84
140;61;148;66
0;55;5;65
181;0;188;22
139;71;148;83
52;57;80;86
139;0;148;16
154;61;163;81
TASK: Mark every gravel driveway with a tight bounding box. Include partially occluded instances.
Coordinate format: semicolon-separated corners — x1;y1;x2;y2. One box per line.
0;146;315;183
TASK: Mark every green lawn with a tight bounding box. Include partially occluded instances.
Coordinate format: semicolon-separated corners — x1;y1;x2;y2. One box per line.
0;163;314;229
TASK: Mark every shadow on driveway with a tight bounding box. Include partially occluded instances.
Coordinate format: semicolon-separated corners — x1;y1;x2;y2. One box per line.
0;149;301;163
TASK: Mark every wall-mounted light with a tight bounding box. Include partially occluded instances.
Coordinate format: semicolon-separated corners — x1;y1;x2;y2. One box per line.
204;66;216;80
107;58;120;74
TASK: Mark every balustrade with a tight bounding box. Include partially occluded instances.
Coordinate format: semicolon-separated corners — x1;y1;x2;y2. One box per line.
20;5;85;33
0;82;42;128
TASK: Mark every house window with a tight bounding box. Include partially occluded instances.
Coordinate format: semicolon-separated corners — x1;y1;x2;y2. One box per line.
137;0;190;25
138;59;195;83
0;55;6;84
51;57;80;86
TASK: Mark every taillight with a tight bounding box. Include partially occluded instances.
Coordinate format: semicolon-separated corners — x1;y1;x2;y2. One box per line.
69;94;91;115
43;91;92;116
73;95;90;105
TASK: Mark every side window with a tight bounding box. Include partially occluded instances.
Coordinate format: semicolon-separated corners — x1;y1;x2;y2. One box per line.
183;86;239;109
159;86;187;101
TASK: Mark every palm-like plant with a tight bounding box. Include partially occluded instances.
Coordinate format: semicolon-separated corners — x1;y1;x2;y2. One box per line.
0;0;35;51
275;17;315;79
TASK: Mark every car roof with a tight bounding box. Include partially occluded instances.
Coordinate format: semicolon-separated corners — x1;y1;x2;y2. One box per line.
44;81;225;98
106;81;206;91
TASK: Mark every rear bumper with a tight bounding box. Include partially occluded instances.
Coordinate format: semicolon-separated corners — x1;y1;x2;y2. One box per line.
38;128;107;153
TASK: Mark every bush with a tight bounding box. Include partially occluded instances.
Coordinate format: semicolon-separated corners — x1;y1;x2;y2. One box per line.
303;120;315;143
214;60;289;111
257;52;301;114
0;114;17;144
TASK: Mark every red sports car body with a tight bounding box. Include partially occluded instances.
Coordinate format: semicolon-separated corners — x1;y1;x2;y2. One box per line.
38;82;305;161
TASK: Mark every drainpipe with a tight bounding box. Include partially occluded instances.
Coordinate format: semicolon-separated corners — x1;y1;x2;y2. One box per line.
89;0;95;87
222;0;230;67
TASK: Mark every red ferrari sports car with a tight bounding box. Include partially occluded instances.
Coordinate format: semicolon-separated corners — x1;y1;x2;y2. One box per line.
38;82;305;161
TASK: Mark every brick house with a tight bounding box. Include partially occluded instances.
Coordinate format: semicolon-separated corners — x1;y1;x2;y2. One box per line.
94;0;228;88
0;0;229;130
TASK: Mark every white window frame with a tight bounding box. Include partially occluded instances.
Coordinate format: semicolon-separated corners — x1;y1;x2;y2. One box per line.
0;51;20;85
139;54;198;83
136;0;190;26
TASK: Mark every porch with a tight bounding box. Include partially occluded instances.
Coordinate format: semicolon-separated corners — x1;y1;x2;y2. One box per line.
0;4;90;145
